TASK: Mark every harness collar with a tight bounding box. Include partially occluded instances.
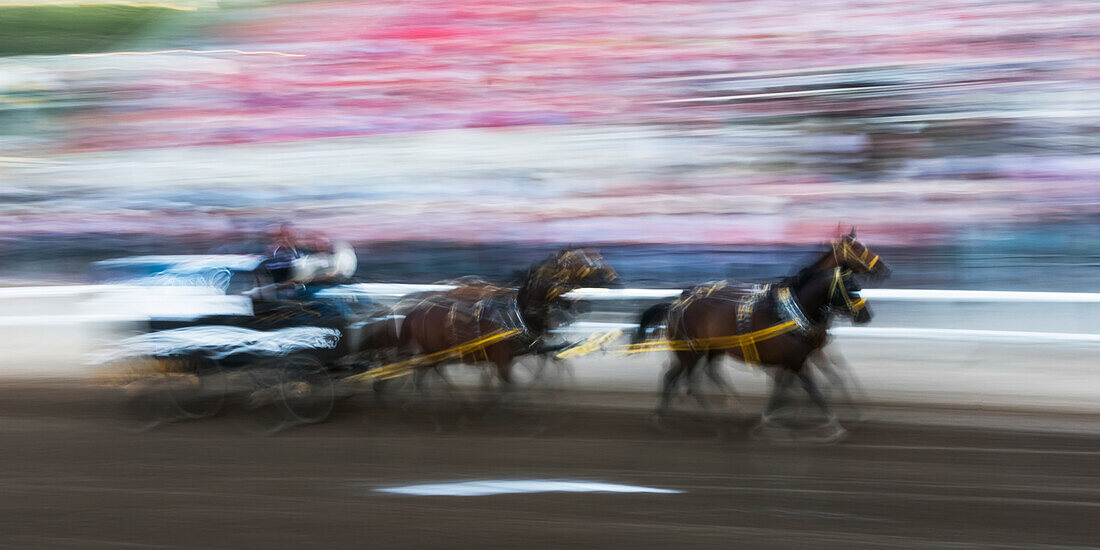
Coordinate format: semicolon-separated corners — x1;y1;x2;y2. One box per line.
775;286;812;335
775;267;865;334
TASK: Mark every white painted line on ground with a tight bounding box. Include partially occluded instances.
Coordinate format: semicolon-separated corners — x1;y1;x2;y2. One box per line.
375;480;683;496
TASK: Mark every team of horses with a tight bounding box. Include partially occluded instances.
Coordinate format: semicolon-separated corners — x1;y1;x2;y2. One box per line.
111;231;888;438
350;230;889;439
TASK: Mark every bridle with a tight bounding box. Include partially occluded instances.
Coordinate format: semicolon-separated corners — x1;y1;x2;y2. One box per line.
832;239;880;273
777;266;865;332
566;250;614;282
827;267;867;316
541;250;615;298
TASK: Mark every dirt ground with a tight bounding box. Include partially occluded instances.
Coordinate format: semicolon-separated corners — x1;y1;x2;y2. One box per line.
0;381;1097;549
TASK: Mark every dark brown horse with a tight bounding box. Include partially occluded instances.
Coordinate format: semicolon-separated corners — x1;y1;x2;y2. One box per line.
393;249;617;393
634;233;890;438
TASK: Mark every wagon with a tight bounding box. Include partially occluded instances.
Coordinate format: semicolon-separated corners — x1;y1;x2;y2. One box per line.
94;322;348;434
98;298;381;433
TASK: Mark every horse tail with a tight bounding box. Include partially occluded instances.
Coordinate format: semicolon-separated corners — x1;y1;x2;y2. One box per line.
633;302;671;344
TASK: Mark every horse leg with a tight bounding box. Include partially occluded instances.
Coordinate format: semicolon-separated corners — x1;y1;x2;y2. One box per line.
413;366;456;403
529;350;573;388
686;356;716;416
496;361;513;391
413;368;430;400
490;345;520;407
477;360;498;394
826;348;869;407
761;369;795;425
372;378;401;409
795;369;846;440
658;351;698;415
530;353;550;382
796;369;833;419
703;354;743;410
811;349;862;420
409;367;445;432
432;365;466;402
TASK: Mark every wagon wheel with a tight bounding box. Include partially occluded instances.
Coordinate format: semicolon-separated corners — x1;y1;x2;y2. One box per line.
119;376;172;433
230;363;291;436
162;358;228;420
275;354;335;425
111;357;185;432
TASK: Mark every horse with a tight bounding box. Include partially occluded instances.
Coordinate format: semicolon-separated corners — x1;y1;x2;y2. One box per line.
388;248;617;398
633;233;890;438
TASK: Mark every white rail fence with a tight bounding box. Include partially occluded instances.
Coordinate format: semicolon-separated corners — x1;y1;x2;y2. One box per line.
5;283;1099;303
0;284;1098;344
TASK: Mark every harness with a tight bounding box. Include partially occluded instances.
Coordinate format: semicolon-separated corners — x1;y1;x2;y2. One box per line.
775;287;811;334
737;284;771;332
735;284;773;363
621;268;863;365
828;267;867;314
361;286;534;382
358;250;612;380
348;328;522;382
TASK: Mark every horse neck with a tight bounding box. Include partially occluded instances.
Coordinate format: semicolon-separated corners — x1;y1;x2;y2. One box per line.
809;248;839;272
517;276;553;334
791;269;834;325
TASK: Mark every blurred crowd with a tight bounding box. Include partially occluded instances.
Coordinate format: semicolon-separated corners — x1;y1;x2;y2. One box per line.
0;0;1096;284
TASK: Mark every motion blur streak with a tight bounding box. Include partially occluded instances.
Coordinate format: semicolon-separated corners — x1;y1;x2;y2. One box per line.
2;1;197;10
0;0;1098;548
70;49;307;58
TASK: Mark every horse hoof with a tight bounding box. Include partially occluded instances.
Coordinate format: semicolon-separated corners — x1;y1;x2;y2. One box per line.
750;421;795;442
821;425;849;443
647;412;673;432
725;402;746;415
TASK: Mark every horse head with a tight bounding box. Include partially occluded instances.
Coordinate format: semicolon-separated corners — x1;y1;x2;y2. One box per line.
530;248;617;294
555;248;619;289
518;248;617;333
830;229;891;280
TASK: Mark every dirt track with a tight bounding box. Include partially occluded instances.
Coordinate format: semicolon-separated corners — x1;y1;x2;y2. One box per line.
0;382;1097;549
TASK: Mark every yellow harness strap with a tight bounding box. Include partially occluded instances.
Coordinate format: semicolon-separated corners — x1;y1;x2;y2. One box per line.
555;330;623;360
348;328;522;382
619;319;799;357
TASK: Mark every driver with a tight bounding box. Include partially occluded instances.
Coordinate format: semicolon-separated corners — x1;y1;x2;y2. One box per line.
266;223;303;285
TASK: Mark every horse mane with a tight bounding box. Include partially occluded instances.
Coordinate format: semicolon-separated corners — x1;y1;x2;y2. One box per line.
781;243;832;288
